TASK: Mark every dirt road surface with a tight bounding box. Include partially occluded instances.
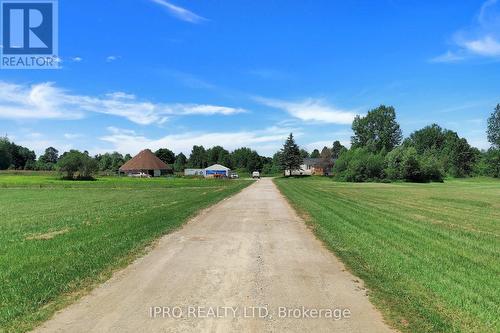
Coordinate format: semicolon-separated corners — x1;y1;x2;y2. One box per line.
34;178;394;333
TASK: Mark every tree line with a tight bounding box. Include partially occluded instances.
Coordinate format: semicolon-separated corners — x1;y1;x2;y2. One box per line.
1;104;498;181
279;104;500;182
154;146;277;175
0;140;279;178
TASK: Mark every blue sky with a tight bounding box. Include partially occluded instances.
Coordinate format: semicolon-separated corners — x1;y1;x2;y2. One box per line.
0;0;499;156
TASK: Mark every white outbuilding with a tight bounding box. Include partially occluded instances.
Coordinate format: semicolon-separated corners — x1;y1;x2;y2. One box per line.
204;164;230;178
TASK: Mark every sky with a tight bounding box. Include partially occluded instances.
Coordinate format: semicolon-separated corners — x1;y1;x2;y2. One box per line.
0;0;499;157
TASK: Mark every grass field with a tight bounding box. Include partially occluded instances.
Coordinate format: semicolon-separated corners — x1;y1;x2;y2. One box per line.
0;174;251;333
274;177;500;333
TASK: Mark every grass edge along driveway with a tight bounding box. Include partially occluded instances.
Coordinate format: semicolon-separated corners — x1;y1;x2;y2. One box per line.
274;177;500;333
0;176;252;333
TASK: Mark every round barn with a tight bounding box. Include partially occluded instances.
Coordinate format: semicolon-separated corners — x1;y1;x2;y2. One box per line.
119;149;170;177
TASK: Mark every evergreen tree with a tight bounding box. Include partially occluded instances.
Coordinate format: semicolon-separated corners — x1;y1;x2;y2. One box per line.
487;104;500;148
188;145;207;168
279;133;302;176
320;146;332;159
310;149;320;158
299;149;310;159
174;153;187;172
331;140;345;159
0;137;12;170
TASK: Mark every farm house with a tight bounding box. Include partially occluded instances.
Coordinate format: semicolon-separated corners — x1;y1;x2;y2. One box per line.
284;158;335;176
119;149;171;177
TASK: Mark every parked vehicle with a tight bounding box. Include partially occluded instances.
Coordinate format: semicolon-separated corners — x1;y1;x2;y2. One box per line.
229;173;239;179
129;172;151;178
252;171;260;179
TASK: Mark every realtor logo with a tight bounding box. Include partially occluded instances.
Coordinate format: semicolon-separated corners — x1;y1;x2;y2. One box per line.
1;0;58;69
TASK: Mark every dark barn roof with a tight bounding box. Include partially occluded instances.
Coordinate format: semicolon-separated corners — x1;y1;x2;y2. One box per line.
119;149;170;171
303;158;335;168
303;158;323;166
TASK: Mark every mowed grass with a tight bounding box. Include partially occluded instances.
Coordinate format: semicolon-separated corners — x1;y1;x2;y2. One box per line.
274;177;500;333
0;174;251;333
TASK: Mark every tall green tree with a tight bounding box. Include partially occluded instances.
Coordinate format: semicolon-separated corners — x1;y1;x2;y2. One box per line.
39;147;59;164
9;144;36;169
404;124;446;154
207;146;230;166
331;141;345;159
484;148;500;178
230;147;253;170
230;147;263;172
36;147;59;170
310;149;320;158
487;104;500;148
57;150;98;179
404;125;477;177
351;105;402;152
0;138;12;170
444;136;476;177
320;146;332;159
155;148;176;165
174;153;187;172
279;133;302;176
96;152;125;172
188;145;207;168
299;149;310;159
247;150;263;172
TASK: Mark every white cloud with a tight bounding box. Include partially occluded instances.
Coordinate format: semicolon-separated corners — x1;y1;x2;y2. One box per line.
63;133;84;140
71;57;83;62
106;55;119;62
163;69;216;90
174;104;246;115
256;97;357;125
150;0;207;23
0;81;84;120
15;136;73;156
460;35;500;56
0;81;246;125
105;92;136;100
433;0;500;62
100;126;294;156
430;51;465;63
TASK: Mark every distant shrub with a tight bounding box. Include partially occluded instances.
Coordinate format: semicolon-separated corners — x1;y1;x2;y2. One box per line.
57;150;98;180
334;148;385;182
478;148;500;178
385;146;443;182
419;152;443;182
384;146;405;180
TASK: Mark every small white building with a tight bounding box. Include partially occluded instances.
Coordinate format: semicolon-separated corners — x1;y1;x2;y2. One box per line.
184;169;205;176
204;164;230;178
184;164;231;178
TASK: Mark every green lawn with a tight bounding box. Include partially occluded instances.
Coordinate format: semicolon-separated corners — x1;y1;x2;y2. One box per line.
274;177;500;333
0;174;251;333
